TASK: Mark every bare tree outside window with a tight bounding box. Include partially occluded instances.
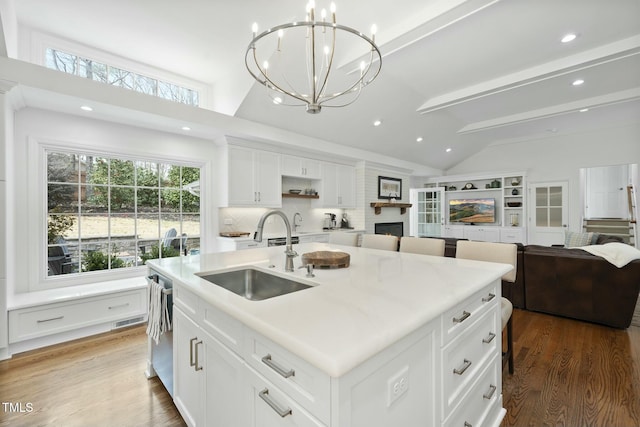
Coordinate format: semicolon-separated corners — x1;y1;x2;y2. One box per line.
44;48;199;106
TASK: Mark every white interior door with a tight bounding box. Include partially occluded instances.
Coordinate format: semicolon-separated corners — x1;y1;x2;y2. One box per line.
585;165;629;219
410;188;445;237
528;181;568;246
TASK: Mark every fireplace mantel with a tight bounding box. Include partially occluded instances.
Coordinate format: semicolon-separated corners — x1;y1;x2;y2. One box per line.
370;202;412;215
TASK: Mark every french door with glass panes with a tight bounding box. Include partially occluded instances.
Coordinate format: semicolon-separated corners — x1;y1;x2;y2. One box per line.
410;188;445;237
528;181;568;246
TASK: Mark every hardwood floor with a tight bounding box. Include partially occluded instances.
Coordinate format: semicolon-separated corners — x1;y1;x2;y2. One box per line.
502;309;640;427
0;325;185;427
1;309;638;427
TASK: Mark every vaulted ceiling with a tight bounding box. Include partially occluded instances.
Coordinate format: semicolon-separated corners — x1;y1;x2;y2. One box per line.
4;0;640;170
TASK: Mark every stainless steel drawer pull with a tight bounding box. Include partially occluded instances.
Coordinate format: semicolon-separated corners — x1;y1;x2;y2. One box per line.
262;354;295;378
194;340;203;371
259;388;292;417
453;359;472;375
108;303;130;310
483;384;497;400
453;311;471;324
37;316;64;323
482;293;496;302
483;332;496;343
189;337;198;367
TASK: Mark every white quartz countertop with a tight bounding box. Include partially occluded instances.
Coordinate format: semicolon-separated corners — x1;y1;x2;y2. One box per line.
148;243;511;377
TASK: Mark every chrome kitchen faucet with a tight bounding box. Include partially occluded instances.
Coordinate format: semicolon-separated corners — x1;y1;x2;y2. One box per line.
254;210;298;272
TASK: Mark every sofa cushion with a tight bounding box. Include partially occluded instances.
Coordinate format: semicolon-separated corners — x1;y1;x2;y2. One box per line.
564;230;596;247
595;233;625;244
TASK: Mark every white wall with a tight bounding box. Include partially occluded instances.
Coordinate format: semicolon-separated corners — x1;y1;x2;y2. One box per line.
0;88;12;356
445;123;640;232
9;107;218;294
363;165;411;236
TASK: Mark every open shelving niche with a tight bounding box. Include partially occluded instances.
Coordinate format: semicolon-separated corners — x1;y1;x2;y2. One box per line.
422;172;527;243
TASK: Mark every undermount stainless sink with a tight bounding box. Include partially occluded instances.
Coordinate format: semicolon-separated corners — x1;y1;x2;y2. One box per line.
197;268;312;301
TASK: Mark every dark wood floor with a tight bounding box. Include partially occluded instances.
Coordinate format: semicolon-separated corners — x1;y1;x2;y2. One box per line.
502;309;640;427
1;310;638;426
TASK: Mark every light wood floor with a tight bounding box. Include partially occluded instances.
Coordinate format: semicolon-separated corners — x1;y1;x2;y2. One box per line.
0;325;185;427
1;310;639;427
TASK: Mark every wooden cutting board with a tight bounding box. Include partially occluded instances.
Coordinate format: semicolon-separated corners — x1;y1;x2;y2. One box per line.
301;251;350;268
219;231;251;237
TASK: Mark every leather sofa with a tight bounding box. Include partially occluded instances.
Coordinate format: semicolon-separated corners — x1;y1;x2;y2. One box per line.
434;235;639;328
523;244;640;329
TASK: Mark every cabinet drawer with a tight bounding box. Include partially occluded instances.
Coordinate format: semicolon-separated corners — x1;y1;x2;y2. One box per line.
200;299;243;355
245;330;330;424
444;355;501;427
173;285;200;319
9;289;146;342
441;283;498;346
246;368;326;427
500;228;524;244
442;308;499;418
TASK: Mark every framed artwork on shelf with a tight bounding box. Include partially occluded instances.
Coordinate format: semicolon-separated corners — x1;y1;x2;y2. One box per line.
378;176;402;199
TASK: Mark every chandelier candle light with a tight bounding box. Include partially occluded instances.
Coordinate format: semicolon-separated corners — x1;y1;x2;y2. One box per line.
246;1;382;114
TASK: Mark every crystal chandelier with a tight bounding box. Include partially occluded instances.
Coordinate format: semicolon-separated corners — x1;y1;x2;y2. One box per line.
245;1;382;114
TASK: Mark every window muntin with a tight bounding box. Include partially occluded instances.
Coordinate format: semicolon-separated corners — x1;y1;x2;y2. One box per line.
45;48;200;107
46;150;201;277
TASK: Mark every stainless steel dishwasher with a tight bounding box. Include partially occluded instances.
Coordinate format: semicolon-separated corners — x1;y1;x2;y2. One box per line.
145;270;173;397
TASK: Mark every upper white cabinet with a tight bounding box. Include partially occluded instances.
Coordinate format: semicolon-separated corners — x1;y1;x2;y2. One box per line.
281;155;321;179
223;146;282;207
315;163;356;208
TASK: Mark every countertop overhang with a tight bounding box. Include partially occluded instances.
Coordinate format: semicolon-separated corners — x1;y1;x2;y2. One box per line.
148;243;511;377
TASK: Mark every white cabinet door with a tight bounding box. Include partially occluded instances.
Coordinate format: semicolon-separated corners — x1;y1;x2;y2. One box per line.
228;146;258;206
255;150;282;207
443;225;464;239
227;146;281;207
463;227;500;242
336;164;356;208
282;155;321;179
204;331;248;427
174;306;204;427
316;163;356;208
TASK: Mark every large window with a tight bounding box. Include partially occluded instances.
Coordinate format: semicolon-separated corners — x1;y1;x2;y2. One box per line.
45;48;200;106
46;150;201;277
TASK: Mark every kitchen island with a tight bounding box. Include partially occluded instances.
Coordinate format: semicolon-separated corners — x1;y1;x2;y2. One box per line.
148;242;511;427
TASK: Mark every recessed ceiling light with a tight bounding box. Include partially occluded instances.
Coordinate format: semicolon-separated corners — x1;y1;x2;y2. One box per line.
416;137;423;143
579;108;589;112
561;33;577;43
572;79;584;86
80;105;93;111
181;126;191;131
445;148;452;153
373;120;382;127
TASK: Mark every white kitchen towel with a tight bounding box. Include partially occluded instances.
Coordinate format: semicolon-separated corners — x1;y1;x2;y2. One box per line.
146;277;171;344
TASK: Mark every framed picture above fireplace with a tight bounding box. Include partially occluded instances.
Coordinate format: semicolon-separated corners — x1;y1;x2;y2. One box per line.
378;176;402;199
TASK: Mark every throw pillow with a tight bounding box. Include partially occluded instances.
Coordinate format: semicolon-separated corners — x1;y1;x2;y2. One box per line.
565;231;594;247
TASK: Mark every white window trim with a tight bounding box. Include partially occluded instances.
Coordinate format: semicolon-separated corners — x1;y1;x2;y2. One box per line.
22;27;214;109
32;137;206;291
